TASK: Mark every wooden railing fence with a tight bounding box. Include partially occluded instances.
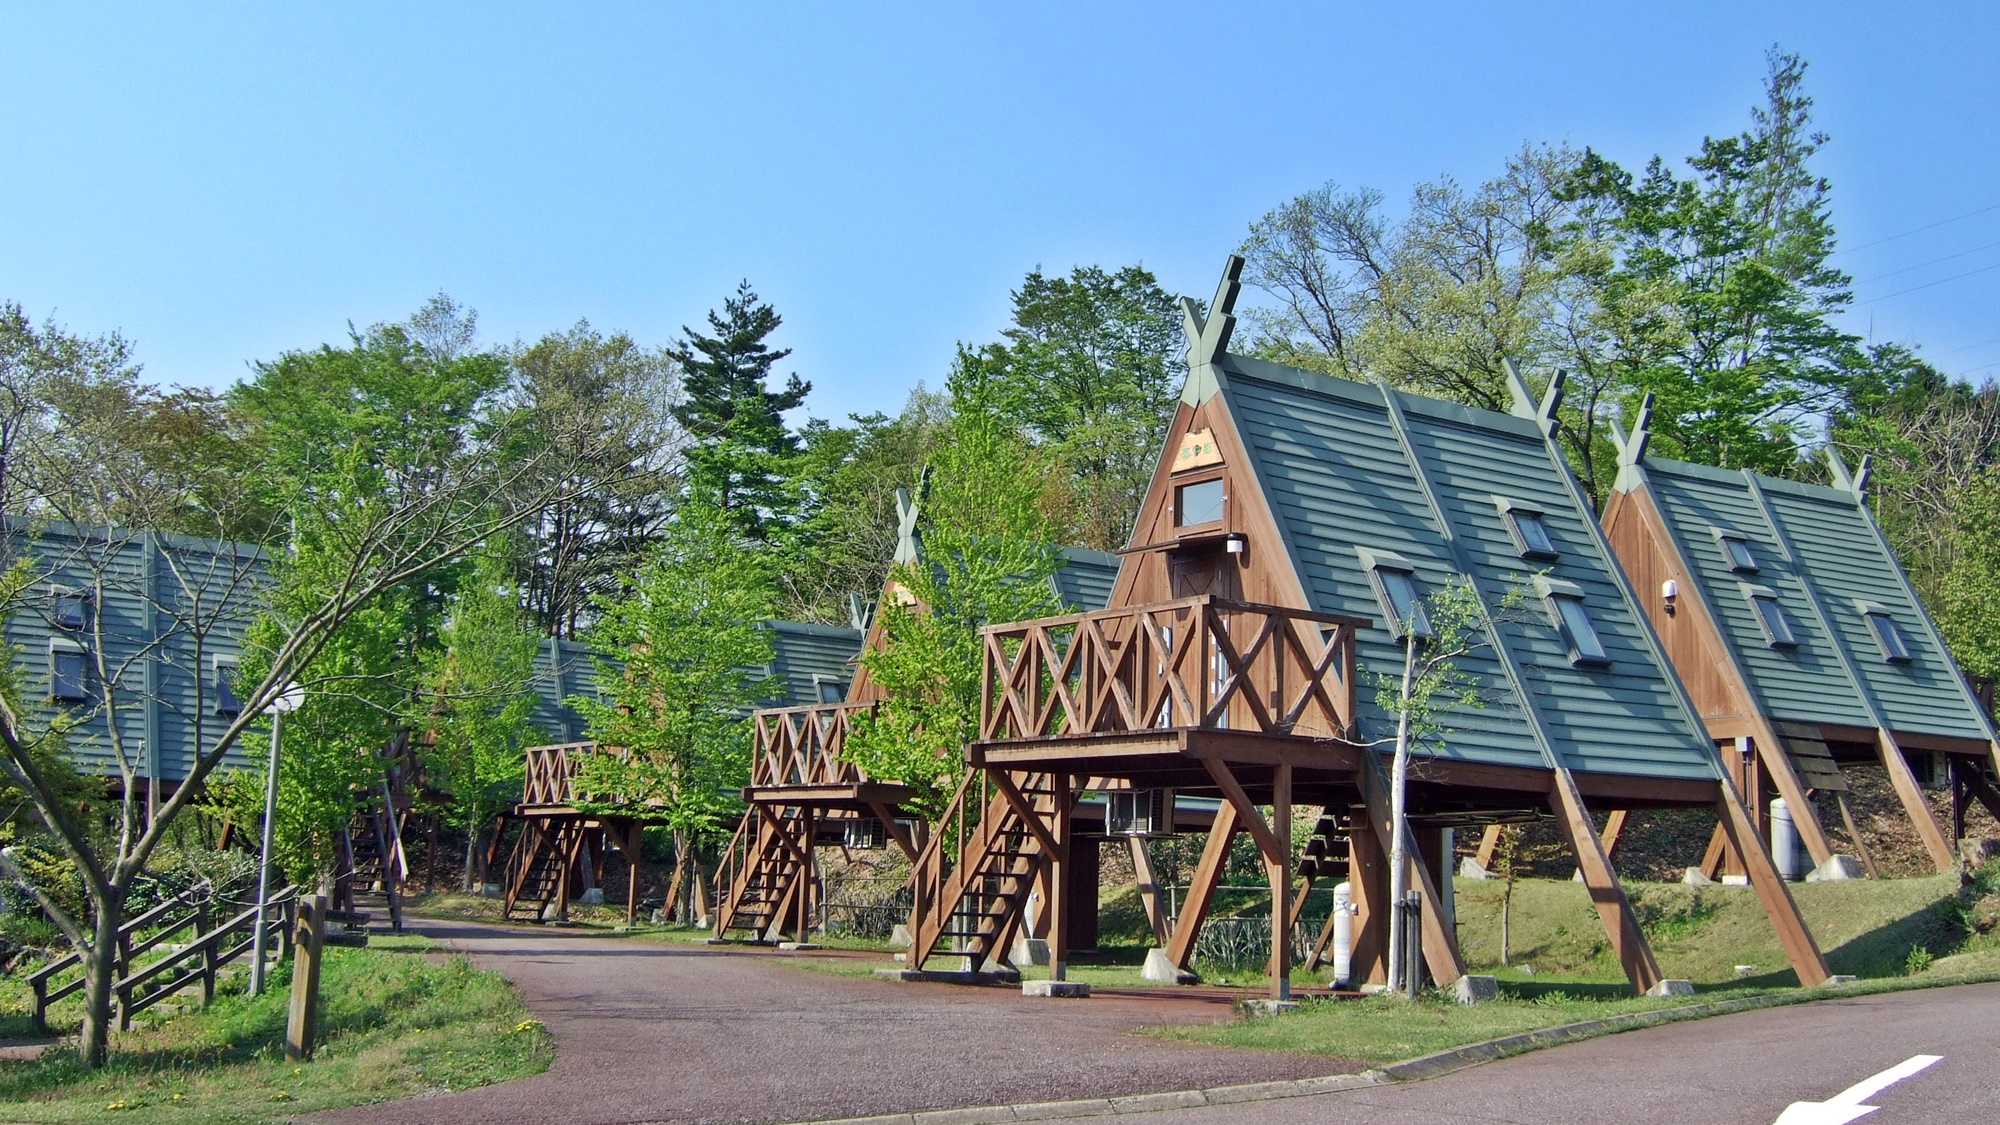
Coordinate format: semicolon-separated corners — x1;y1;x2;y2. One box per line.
980;595;1365;743
750;701;875;788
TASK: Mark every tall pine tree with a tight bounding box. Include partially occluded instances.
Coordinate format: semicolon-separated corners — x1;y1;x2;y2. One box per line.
669;281;810;538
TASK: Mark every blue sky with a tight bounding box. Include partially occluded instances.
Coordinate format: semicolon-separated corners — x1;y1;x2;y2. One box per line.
3;3;1997;424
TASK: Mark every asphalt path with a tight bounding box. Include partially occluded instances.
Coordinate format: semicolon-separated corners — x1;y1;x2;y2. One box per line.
305;918;1360;1125
1102;981;2000;1125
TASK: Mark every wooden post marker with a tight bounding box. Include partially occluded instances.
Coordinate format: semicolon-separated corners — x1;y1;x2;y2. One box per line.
286;893;327;1062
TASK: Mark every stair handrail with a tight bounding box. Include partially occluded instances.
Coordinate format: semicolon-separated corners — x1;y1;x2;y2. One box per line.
114;884;300;1028
711;810;757;935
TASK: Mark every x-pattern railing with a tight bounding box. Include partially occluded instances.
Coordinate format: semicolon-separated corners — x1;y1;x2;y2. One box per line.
521;740;653;808
750;701;876;788
980;595;1365;743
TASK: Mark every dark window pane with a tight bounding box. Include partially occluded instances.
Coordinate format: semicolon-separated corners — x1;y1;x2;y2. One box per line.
1373;569;1431;638
1553;596;1609;664
1722;537;1758;572
1176;479;1224;526
817;680;847;703
1514;513;1558;557
1867;613;1911;663
53;594;86;630
214;661;243;716
52;650;87;701
1751;595;1796;647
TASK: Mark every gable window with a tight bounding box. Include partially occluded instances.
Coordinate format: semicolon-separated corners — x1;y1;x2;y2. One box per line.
1856;601;1912;664
1536;577;1609;666
1175;478;1224;527
1741;584;1797;648
1493;498;1558;560
52;587;88;631
1355;547;1431;640
1714;529;1759;574
213;656;243;717
50;643;87;702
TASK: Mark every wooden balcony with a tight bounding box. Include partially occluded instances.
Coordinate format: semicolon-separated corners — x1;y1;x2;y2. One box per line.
743;701;913;809
973;595;1367;783
519;741;659;814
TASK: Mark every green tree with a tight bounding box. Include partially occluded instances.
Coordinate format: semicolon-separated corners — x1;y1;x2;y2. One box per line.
959;265;1182;550
669;282;810;538
416;553;545;889
506;320;685;638
843;381;1064;819
570;496;778;905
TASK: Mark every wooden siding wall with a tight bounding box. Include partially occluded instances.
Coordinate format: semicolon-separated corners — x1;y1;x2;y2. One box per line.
2;523;266;783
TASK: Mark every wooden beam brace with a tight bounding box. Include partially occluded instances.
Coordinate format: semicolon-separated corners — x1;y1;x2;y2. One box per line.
1598;810;1629;858
753;804;814;870
990;770;1062;857
1750;726;1837;867
1163;801;1238;968
1877;729;1957;873
866;801;920;863
1714;772;1832;986
1475;823;1503;870
1357;755;1465;987
1549;768;1662;995
1832;792;1881;878
1700;822;1728;881
1202;759;1283;861
1128;836;1171;946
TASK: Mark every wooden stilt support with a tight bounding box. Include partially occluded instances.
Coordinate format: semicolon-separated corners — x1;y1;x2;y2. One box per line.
1475;823;1503;870
624;820;643;926
1832;792;1880;878
1876;729;1957;873
1048;774;1073;982
1598;810;1629;859
1267;763;1293;1002
1751;727;1837;868
1357;755;1465;988
1163;800;1239;971
1549;768;1662;995
1344;820;1388;986
1128;836;1171;946
1700;823;1728;880
1714;773;1832;985
867;801;921;863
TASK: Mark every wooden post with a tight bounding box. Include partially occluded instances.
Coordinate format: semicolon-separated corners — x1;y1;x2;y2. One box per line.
1163;800;1239;970
1267;762;1293;1001
1128;836;1171;946
1877;729;1957;873
1344;819;1387;987
199;888;216;1006
1833;792;1881;878
1749;728;1838;868
1714;774;1832;986
1474;823;1503;870
1357;756;1465;987
796;808;816;943
625;821;643;927
1549;769;1662;995
1598;810;1629;859
285;893;327;1062
1048;774;1073;982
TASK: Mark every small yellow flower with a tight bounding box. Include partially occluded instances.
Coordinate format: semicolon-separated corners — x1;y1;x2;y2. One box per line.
512;1018;544;1034
171;1094;183;1101
105;1101;127;1111
270;1091;292;1102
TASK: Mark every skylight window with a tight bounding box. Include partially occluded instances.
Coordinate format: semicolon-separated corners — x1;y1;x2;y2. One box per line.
1715;529;1759;573
1856;601;1912;664
1493;498;1558;559
1175;478;1224;527
1536;577;1609;666
1742;585;1797;648
1355;548;1431;640
52;588;88;631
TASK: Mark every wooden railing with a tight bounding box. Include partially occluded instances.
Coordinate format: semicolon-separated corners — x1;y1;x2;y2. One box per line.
28;880;296;1033
521;740;663;809
979;595;1366;743
750;701;876;788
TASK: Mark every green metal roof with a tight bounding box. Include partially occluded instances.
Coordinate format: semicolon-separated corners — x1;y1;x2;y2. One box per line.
1614;447;1993;743
763;619;865;707
1175;257;1719;783
1052;547;1121;611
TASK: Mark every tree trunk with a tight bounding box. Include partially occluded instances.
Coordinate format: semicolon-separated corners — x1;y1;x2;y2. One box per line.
463;827;480;893
1386;638;1417;995
77;895;122;1068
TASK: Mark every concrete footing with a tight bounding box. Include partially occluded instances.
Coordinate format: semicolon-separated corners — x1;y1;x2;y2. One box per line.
1645;979;1696;998
1010;936;1051;967
1824;974;1858;986
874;967;1021;985
1453;975;1499;1004
888;923;913;949
1681;867;1714;886
1235;999;1300;1017
1141;948;1198;984
1459;857;1492;879
1021;980;1090;998
1806;855;1865;882
776;942;822;951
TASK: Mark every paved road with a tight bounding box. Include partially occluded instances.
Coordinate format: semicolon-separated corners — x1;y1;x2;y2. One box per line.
307;918;1360;1125
1106;981;2000;1125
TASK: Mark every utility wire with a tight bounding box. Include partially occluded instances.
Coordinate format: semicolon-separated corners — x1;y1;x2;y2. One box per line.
1853;261;2000;305
1835;203;2000;256
1933;335;2000;357
1856;240;2000;284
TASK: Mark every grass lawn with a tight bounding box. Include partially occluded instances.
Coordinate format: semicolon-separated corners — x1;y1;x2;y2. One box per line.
0;934;550;1125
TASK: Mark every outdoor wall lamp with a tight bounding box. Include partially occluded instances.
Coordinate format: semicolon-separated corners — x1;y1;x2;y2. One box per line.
1224;532;1248;555
1662;578;1678;615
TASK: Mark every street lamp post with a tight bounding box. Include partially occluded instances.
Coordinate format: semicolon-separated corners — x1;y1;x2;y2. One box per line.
248;684;305;997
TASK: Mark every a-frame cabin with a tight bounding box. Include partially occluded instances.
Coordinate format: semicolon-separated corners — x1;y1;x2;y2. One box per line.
1601;403;2000;876
712;487;1123;944
907;256;1833;999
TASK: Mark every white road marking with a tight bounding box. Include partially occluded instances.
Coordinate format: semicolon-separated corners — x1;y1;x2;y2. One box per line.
1770;1054;1944;1124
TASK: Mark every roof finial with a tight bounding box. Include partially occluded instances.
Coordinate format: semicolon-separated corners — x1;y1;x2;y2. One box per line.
1620;393;1653;469
1826;447;1868;500
1502;358;1563;437
1181;255;1243;370
893;466;931;565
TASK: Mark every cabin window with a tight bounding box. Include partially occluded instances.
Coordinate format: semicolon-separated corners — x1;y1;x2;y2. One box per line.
1716;530;1759;574
1536;577;1609;666
1175;478;1224;527
213;656;243;716
52;588;88;631
1493;498;1558;559
1357;549;1432;640
1743;585;1797;648
50;644;87;702
815;677;848;704
1858;603;1912;664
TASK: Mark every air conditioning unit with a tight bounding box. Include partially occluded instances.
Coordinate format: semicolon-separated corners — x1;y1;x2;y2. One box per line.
1107;789;1174;837
842;817;887;850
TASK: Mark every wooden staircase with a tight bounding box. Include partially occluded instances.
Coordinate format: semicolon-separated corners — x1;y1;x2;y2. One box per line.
501;816;588;922
336;785;406;933
905;771;1059;973
712;812;809;941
